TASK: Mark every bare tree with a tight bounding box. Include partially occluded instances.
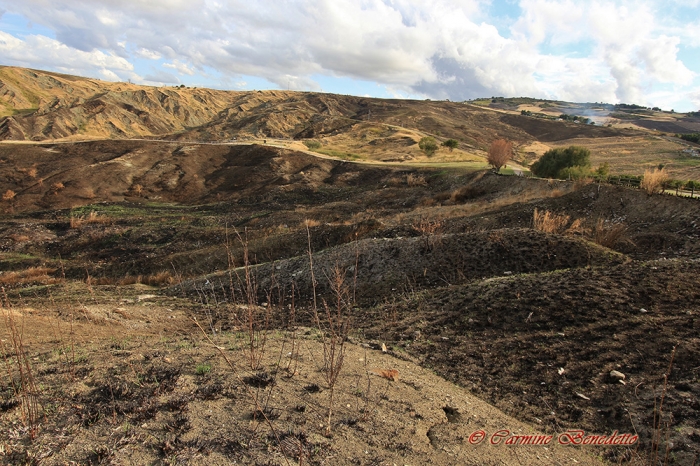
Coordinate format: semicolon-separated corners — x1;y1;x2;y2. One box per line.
487;139;512;173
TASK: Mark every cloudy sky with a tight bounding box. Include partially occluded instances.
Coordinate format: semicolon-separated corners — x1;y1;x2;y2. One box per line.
0;0;698;111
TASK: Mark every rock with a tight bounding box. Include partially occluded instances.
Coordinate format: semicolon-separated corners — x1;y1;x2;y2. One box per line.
576;392;590;400
558;367;565;375
610;370;626;381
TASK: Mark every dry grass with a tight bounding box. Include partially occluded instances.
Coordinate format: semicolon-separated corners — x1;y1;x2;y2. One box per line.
69;211;110;228
0;267;59;286
640;168;668;195
2;189;16;202
303;218;321;228
51;182;65;193
406;173;427;187
532;209;584;235
593;219;628;248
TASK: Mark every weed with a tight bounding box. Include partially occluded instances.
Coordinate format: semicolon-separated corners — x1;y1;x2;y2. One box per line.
195;363;211;376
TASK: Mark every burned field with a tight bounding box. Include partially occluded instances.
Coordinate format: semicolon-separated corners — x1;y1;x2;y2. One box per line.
1;141;699;465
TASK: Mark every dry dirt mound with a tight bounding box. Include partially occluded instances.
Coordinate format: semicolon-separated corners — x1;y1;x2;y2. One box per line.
364;258;700;464
175;228;628;306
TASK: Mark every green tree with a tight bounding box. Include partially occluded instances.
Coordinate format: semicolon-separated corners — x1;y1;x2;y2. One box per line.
530;146;591;179
418;137;439;156
441;139;459;151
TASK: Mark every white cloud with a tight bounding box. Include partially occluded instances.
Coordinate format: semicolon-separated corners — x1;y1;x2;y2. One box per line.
163;59;195;76
0;30;136;79
0;0;696;108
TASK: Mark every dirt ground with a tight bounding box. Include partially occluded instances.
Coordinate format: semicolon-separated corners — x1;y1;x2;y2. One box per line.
1;283;611;465
1;141;700;465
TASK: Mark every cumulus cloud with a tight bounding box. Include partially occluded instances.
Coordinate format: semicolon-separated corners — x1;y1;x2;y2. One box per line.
0;0;696;108
0;31;138;80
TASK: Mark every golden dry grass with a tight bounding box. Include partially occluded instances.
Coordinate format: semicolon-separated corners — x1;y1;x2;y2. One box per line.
69;211;110;228
532;209;584;235
640;168;668;194
0;267;59;286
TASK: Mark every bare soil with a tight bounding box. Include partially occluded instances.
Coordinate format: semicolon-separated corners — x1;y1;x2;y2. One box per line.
1;141;699;464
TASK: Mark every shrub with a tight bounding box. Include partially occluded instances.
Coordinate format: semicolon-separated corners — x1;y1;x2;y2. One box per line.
441;139;459;151
530;146;591;179
303;140;321;150
2;189;16;202
487;139;512;172
640;168;668;194
418;136;438;156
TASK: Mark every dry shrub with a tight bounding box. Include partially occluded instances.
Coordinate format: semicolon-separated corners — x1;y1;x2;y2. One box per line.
593;219;628;248
533;208;584;235
2;189;16;202
0;267;58;286
144;271;175;286
9;234;30;242
406;173;427;187
131;184;144;197
51;182;65;193
641;168;668;195
303;219;321;228
573;177;594;189
412;217;444;249
488;139;513;172
70;211;109;228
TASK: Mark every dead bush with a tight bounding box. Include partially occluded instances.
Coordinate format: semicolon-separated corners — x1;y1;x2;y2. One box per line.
406;173;427;187
640;168;668;195
532;208;584;235
593;219;628;248
2;190;16;202
51;182;65;193
488;139;512;172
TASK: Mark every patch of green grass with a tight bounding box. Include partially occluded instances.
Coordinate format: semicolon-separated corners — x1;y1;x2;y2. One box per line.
195;363;211;375
314;148;362;160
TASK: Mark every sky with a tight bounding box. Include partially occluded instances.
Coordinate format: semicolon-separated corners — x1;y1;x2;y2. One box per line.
0;0;698;111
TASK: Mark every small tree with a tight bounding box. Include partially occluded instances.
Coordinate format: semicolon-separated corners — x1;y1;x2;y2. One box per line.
441;139;459;152
418;137;438;156
487;139;512;172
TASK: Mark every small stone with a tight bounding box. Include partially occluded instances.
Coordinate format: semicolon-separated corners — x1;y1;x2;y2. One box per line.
610;370;626;381
576;392;590;400
558;367;565;375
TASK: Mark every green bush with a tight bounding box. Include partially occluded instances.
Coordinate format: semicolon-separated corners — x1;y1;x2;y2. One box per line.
419;137;439;156
441;139;459;151
530;146;591;179
303;140;322;150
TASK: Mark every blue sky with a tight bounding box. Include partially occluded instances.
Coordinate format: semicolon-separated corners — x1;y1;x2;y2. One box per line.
0;0;698;111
